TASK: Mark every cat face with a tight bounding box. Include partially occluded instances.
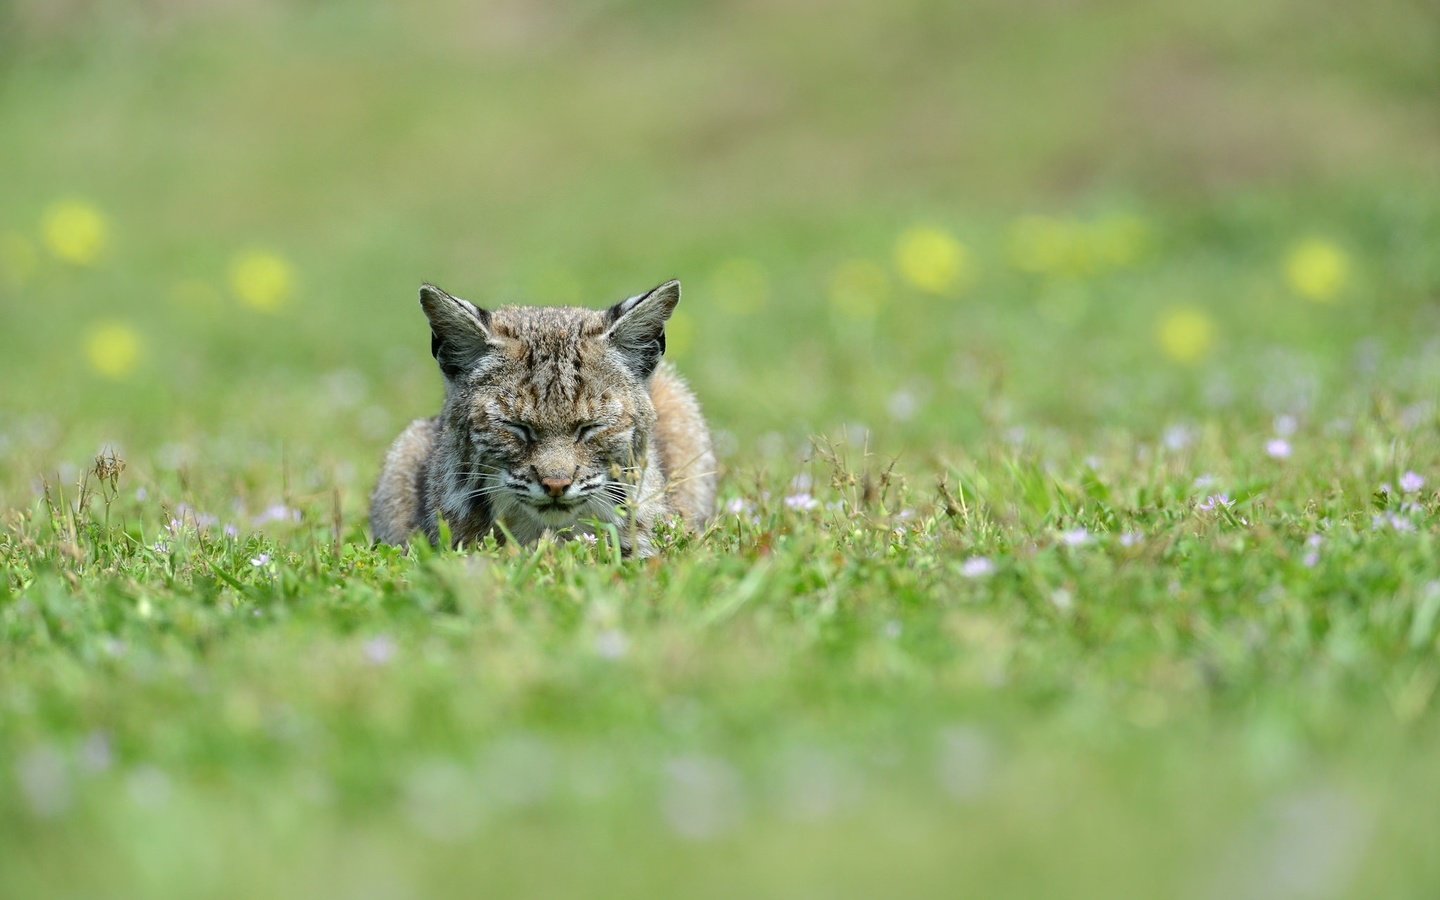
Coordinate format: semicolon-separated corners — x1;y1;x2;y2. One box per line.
420;281;678;532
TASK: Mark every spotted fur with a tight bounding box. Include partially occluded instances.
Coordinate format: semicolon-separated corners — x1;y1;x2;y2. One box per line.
369;280;716;557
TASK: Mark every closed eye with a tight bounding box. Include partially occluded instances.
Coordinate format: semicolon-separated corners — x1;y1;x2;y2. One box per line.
500;420;538;443
575;421;606;443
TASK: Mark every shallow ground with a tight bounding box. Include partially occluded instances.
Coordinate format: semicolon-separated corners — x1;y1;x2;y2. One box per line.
3;1;1440;896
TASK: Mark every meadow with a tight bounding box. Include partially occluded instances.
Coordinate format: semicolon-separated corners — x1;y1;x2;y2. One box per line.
3;1;1440;896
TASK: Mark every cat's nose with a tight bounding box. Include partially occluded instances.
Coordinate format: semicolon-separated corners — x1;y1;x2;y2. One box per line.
540;476;573;498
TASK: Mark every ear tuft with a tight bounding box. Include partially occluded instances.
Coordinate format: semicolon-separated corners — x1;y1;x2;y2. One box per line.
604;280;680;379
419;283;494;381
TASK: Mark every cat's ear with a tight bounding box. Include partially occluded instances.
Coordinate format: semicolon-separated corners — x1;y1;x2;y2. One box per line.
419;283;496;381
604;279;680;379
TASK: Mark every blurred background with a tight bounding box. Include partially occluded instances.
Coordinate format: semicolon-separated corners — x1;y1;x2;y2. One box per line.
1;0;1437;500
6;5;1440;896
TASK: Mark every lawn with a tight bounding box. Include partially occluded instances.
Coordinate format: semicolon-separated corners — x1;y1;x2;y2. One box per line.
3;1;1440;896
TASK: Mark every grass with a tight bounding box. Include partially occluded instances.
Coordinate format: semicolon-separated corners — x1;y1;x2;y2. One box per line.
4;1;1440;896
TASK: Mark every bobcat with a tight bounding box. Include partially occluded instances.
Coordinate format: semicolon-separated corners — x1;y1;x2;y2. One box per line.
370;279;716;557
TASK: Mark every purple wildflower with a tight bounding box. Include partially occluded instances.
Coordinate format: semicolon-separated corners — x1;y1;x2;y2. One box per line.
784;493;819;511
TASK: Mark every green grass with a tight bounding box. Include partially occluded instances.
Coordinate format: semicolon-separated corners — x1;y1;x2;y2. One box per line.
3;1;1440;896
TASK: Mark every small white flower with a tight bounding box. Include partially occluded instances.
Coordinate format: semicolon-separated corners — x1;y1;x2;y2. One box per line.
1050;589;1074;612
223;524;239;538
363;636;396;666
1197;494;1232;511
1059;528;1090;548
250;553;271;567
575;533;599;546
1266;438;1292;460
886;389;919;421
784;493;819;511
252;504;300;526
725;498;751;515
595;629;630;660
1372;513;1417;533
1163;425;1193;451
959;556;995;578
1400;471;1425;493
1119;532;1141;548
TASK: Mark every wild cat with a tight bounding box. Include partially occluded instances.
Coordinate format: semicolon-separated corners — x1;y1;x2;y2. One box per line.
370;279;716;557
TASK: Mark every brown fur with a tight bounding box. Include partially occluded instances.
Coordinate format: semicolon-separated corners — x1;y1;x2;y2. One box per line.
369;280;716;557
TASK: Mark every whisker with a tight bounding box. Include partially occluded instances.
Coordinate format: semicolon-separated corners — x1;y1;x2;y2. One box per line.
460;485;517;500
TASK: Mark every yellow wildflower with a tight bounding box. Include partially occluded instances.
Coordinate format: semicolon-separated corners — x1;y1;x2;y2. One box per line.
41;200;109;266
1157;307;1216;364
86;322;142;379
894;227;970;294
1284;238;1349;302
1010;214;1149;277
229;250;295;312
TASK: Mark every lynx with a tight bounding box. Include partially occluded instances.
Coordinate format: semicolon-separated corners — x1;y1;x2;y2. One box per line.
370;280;716;557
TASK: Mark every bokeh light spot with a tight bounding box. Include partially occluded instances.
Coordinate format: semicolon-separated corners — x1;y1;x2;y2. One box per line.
229;250;296;312
1157;307;1217;364
895;227;970;294
86;322;142;379
1285;238;1349;302
41;200;108;266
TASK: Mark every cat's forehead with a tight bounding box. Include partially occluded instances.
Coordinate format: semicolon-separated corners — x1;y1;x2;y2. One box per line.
473;305;631;420
487;305;607;340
